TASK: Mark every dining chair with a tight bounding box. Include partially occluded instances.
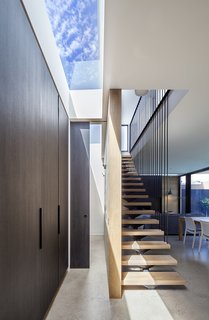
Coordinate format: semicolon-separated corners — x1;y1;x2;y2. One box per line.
198;221;209;253
183;217;201;248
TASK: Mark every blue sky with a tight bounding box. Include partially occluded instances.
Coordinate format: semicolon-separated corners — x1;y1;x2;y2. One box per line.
45;0;101;89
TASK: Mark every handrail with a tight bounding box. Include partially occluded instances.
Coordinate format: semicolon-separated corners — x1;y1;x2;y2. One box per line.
129;96;142;127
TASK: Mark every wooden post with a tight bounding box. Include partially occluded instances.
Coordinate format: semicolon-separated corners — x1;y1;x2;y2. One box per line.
104;89;122;298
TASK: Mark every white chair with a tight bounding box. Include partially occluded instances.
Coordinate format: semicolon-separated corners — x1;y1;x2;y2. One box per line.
183;217;201;248
198;221;209;253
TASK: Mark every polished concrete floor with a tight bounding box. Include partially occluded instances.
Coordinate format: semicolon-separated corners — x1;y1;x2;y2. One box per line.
46;236;209;320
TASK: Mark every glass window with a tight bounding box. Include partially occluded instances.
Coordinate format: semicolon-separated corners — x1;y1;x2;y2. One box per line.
180;176;186;214
191;170;209;216
121;126;128;152
45;0;103;89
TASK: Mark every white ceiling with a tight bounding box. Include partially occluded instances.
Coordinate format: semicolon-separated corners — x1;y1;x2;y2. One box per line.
103;0;209;174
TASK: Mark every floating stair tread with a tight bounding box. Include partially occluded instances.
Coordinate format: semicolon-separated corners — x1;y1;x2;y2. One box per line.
123;195;149;199
122;210;155;215
122;189;146;192
122;219;159;225
123;202;152;206
122;255;177;266
122;241;171;250
122;272;186;286
122;171;137;174
122;229;164;236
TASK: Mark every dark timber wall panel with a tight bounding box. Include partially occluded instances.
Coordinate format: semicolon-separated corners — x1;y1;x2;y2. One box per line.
0;1;43;319
70;122;90;268
39;60;59;316
58;98;69;280
0;1;68;319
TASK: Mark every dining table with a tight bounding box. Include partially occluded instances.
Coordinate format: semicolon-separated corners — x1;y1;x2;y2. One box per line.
178;216;209;240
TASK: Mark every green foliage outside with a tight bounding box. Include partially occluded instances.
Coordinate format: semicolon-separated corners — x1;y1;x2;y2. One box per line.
200;197;209;216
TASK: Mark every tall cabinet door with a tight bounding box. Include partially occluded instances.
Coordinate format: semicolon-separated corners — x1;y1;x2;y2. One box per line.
39;71;59;316
0;1;42;319
70;122;90;268
58;98;69;281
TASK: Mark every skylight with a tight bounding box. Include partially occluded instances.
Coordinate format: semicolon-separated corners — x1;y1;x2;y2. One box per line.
45;0;102;90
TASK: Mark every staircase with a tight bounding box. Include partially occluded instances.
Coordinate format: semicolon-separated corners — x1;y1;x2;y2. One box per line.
121;155;186;288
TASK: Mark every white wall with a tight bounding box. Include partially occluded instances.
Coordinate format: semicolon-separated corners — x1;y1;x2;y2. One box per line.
70;89;103;119
21;0;71;115
90;124;104;235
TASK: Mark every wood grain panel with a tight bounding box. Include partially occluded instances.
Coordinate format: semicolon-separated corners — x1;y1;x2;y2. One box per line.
104;89;122;298
39;54;59;317
0;1;43;319
70;122;90;268
58;98;69;280
0;1;60;319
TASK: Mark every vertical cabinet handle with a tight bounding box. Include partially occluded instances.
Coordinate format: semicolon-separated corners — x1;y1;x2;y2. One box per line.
58;205;60;234
39;208;42;249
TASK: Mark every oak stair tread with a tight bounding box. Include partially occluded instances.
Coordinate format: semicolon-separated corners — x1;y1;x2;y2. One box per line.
123;202;152;206
122;272;186;286
122;219;159;225
122;241;171;250
122;188;146;192
122;171;137;174
123;195;149;199
122;229;164;236
122;255;177;266
122;210;155;215
122;162;133;164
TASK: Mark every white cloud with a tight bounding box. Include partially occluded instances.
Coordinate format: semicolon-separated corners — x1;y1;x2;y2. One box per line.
67;26;78;38
69;38;80;52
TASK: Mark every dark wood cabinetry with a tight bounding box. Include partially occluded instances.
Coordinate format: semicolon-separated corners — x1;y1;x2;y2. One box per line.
58;99;69;281
70;122;90;268
0;1;68;319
